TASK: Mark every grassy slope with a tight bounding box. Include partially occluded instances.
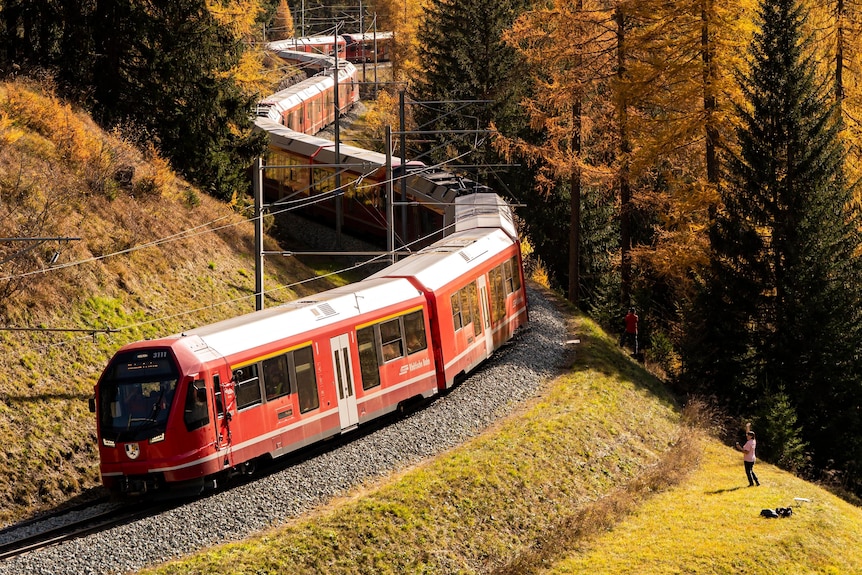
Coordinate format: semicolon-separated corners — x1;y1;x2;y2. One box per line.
545;440;862;574
0;80;336;525
140;298;862;575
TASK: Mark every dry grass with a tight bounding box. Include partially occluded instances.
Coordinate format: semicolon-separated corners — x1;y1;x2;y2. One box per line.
0;79;332;525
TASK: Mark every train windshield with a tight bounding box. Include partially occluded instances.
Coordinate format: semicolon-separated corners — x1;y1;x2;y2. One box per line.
98;350;179;442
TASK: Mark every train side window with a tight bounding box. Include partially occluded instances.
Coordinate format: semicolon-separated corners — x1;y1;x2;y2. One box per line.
489;266;506;324
503;259;515;294
380;318;404;361
451;292;463;331
213;374;225;418
467;281;482;337
452;286;475;333
263;354;291;401
460;288;473;328
404;310;427;355
293;346;319;413
357;326;381;390
510;256;522;292
184;379;210;431
233;364;262;410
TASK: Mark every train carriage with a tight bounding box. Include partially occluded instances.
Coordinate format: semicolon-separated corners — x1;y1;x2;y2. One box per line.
369;195;528;388
257;63;359;135
342;32;393;63
267;35;347;59
93;277;439;495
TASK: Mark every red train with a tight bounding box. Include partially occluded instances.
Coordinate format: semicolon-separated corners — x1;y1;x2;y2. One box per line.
342;32;393;63
268;33;393;64
90;194;528;496
256;60;359;135
267;35;347;59
257;39;495;250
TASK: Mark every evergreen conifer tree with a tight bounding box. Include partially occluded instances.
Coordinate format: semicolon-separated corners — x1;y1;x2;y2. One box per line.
411;0;531;167
701;0;862;489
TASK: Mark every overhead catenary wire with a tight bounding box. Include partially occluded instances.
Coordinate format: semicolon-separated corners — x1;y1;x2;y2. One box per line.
0;129;489;285
25;219;458;356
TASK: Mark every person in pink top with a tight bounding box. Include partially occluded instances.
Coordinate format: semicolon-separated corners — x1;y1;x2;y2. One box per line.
735;429;760;486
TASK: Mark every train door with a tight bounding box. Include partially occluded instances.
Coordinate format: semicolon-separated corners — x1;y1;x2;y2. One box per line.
476;276;494;356
211;373;231;451
330;333;359;431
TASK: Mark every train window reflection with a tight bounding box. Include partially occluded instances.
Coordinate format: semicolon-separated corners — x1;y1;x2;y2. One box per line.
234;364;262;410
357;326;381;390
380;318;404;362
294;346;319;413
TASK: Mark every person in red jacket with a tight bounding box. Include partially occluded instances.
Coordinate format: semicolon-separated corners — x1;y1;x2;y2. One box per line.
621;307;638;354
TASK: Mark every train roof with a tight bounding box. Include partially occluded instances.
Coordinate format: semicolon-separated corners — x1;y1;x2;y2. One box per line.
367;193;519;289
368;227;517;291
269;49;333;72
341;31;394;41
267;36;346;49
256;118;410;170
173;277;423;361
452;192;517;238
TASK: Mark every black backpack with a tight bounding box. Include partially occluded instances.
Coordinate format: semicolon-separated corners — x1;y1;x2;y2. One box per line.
761;507;793;518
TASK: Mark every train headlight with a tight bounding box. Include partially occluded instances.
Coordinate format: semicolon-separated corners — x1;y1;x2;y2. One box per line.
102;438;116;447
149;433;165;444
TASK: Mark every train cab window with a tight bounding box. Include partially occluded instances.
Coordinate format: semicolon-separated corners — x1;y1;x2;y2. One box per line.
263;353;291;401
404;310;428;355
380;318;404;362
293;346;319;413
234;364;262;410
184;379;210;431
357;326;381;390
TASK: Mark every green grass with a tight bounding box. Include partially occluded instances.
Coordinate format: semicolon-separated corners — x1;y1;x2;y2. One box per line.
139;307;862;575
544;440;862;574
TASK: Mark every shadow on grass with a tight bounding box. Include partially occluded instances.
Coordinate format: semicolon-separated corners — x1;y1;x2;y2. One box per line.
545;289;676;409
705;486;746;495
1;392;90;404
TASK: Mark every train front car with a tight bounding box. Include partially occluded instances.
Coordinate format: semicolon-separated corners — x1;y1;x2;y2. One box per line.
92;337;226;497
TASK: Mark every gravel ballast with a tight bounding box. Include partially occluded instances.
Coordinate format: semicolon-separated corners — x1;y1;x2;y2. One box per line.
0;286;567;575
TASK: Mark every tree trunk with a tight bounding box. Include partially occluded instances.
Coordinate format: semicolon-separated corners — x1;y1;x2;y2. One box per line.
702;0;719;219
616;7;632;307
568;100;582;306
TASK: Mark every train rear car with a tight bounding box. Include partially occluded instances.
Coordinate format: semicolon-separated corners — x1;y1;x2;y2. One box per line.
369;193;529;389
92;277;439;496
342;32;393;62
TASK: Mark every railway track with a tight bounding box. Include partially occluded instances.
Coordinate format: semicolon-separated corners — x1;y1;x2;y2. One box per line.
0;501;173;562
